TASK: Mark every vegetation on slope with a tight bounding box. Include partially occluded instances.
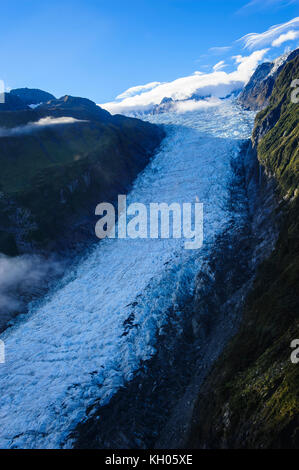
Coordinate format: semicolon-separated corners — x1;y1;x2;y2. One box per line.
188;55;299;449
253;56;299;198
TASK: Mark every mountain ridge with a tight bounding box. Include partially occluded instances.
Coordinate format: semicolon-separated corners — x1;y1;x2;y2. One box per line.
10;88;56;105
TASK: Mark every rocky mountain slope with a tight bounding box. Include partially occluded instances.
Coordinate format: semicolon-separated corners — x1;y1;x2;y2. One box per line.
187;55;299;449
0;93;165;256
238;48;299;111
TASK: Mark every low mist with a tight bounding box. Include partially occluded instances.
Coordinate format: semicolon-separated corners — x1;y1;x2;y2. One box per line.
0;116;86;138
0;254;64;331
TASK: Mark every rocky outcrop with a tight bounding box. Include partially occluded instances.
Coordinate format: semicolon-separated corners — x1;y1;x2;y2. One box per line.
238;48;299;111
238;62;274;111
151;97;175;114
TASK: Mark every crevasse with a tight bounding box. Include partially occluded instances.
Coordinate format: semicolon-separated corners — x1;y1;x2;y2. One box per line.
0;101;255;448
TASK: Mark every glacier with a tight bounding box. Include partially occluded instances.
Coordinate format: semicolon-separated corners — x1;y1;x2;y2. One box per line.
0;101;255;448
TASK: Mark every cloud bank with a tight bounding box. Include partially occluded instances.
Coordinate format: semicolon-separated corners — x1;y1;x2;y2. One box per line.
100;17;298;116
116;81;162;100
0;116;86;138
100;49;268;115
172;97;223;113
272;30;299;46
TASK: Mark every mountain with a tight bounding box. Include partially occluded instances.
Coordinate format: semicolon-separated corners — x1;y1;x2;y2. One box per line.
151;96;175;114
0;93;29;111
0;95;165;256
38;94;112;121
10;88;56;105
238;48;299;111
187;55;299;449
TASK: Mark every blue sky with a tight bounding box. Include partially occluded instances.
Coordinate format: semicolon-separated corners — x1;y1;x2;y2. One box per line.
0;0;298;103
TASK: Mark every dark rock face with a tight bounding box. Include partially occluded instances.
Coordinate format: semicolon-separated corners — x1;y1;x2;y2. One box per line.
0;93;29;111
238;48;299;111
238;62;274;111
151;97;175;115
286;47;299;63
10;88;56;105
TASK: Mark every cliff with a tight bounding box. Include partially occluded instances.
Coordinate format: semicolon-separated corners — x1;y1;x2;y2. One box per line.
186;56;299;449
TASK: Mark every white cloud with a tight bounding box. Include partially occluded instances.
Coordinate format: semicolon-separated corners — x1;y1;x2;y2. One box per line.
116;81;162;100
173;97;222;113
0;116;86;137
209;46;232;54
100;49;268;115
272;30;299;46
238;0;297;14
0;254;62;320
240;16;299;49
213;61;227;71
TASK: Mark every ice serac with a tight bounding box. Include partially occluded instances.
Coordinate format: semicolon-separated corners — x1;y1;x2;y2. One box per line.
0;101;257;449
